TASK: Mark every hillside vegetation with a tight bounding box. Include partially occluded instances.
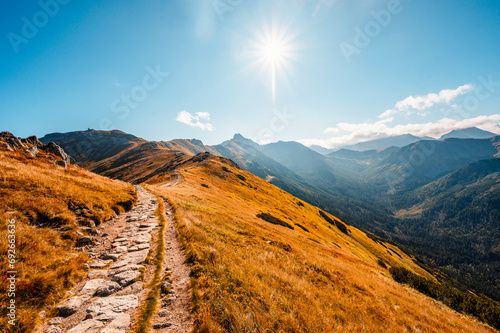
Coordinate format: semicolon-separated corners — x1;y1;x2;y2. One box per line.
148;154;496;332
0;134;136;331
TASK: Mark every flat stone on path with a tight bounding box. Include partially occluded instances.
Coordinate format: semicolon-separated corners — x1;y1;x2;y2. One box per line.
94;281;122;297
102;253;122;261
133;233;152;244
128;243;150;252
67;319;104;333
109;264;143;276
88;270;108;279
111;270;141;287
80;279;105;295
111;249;149;269
90;259;112;269
114;246;128;253
44;326;61;333
86;295;139;320
101;313;131;333
56;296;90;317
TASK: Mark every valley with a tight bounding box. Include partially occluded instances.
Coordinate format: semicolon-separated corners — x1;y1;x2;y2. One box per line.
2;129;500;332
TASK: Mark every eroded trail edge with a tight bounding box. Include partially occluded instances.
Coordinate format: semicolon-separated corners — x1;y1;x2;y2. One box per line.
147;189;193;332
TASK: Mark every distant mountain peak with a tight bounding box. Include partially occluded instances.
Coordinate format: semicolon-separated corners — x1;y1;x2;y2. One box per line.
440;127;497;140
230;133;260;148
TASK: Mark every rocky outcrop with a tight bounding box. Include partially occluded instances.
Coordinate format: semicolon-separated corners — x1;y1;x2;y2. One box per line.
0;131;75;167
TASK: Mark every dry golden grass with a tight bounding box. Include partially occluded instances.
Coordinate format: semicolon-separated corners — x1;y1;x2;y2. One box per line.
0;148;136;332
150;156;497;332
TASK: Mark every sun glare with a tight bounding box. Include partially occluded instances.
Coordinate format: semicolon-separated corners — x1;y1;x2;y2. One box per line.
248;21;297;104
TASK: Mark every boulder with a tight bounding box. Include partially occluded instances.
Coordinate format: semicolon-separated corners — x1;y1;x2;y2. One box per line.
45;141;76;165
111;270;141;287
56;295;90;317
86;295;139;320
76;236;96;247
94;281;122;297
80;279;105;295
100;313;131;333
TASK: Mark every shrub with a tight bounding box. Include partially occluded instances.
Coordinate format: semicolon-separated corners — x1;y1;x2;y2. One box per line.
319;210;348;235
257;213;294;229
296;223;309;232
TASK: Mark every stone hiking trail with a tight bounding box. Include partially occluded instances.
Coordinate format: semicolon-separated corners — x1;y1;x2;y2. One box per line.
36;186;193;333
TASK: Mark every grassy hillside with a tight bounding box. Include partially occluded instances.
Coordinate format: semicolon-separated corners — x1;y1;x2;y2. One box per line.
148;154;496;332
0;136;136;332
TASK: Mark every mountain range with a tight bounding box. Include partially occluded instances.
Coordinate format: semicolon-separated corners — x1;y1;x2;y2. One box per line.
3;129;500;332
41;128;500;304
2;127;500;332
308;127;498;154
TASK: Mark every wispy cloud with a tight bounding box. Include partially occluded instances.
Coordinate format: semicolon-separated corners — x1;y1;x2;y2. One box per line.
379;84;474;119
175;111;214;131
301;114;500;149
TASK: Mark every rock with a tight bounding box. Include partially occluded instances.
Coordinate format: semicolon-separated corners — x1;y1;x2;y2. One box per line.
109;264;143;276
153;322;172;329
111;270;141;287
133;233;152;244
86;295;139;320
158;309;168;317
102;253;121;261
101;313;131;333
44;327;62;333
94;281;122;297
128;243;149;252
111;249;148;269
90;260;112;269
26;146;39;157
56;296;90;317
47;317;63;325
81;220;96;228
45;141;76;165
56;160;67;168
67;319;104;333
76;236;96;247
161;282;173;294
80;279;105;295
83;227;99;236
102;233;110;237
87;270;108;279
113;246;128;253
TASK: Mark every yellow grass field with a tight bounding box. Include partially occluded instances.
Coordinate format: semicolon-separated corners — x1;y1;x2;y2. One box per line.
0;147;136;332
149;155;496;332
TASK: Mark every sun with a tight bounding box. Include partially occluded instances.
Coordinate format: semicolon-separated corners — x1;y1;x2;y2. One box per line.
248;22;298;104
262;39;285;64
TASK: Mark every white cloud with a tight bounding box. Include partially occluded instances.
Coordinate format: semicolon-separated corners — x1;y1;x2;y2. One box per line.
300;114;500;149
379;84;474;118
175;111;214;131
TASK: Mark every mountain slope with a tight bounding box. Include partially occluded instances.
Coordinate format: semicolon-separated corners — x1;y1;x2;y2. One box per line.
147;154;497;332
365;137;500;192
0;132;136;331
41;130;185;182
395;158;500;299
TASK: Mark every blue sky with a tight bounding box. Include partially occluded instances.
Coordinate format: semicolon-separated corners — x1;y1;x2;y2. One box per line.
1;0;500;148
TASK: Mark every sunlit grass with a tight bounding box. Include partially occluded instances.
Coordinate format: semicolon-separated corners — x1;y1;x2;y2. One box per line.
0;149;136;332
152;156;496;332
